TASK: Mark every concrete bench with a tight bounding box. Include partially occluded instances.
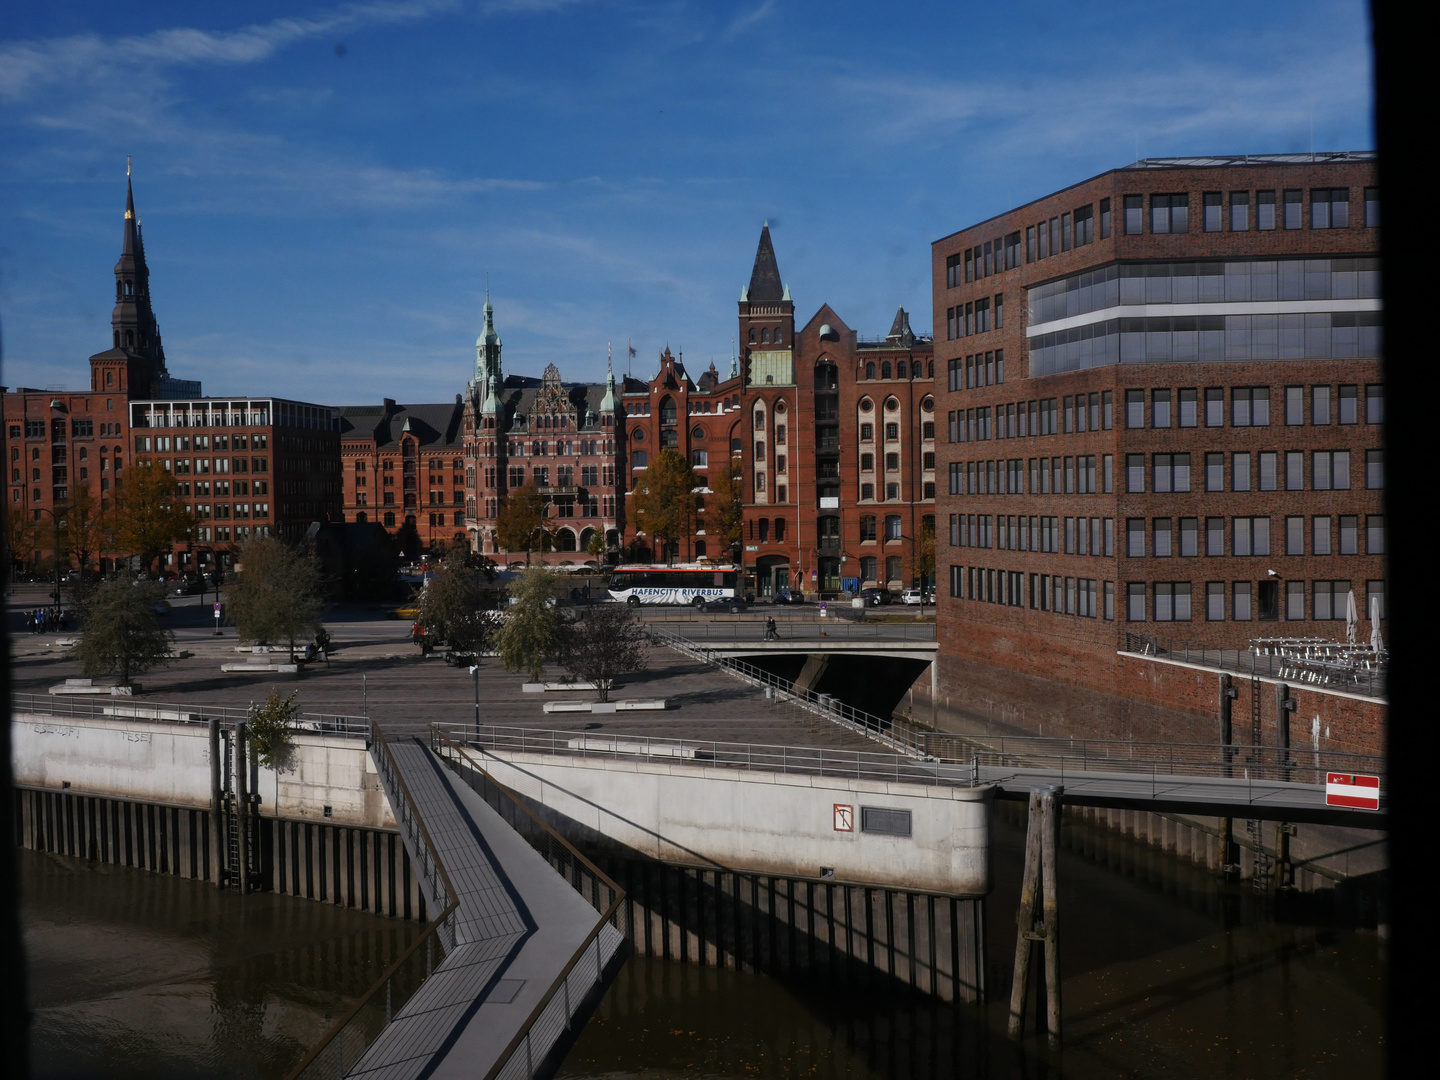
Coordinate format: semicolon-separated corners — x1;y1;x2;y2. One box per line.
615;699;666;712
49;684;133;696
542;701;595;713
234;645;289;653
220;663;301;674
51;637;80;648
566;735;694;758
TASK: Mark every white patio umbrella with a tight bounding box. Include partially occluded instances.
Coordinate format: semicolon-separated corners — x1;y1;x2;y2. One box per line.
1345;589;1358;644
1369;594;1384;653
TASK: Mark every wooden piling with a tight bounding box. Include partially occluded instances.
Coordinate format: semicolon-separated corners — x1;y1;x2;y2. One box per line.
1006;790;1043;1040
236;722;250;894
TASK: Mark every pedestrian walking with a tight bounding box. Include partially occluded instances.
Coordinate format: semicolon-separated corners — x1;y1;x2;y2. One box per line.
764;616;779;641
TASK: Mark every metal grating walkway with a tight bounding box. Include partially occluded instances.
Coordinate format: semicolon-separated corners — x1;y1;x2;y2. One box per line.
354;738;624;1080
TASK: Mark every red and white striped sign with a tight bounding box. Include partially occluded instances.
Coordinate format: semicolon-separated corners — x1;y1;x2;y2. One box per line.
1325;773;1381;810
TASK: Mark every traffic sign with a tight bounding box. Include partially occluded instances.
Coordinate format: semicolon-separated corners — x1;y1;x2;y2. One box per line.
1325;772;1380;811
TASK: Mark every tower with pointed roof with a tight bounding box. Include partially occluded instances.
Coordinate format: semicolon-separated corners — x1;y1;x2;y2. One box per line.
738;222;795;388
89;164;178;397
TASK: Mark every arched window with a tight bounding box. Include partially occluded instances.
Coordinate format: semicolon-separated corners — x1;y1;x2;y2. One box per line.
881;361;891;379
897;361;907;378
761;329;770;343
748;328;756;343
865;362;875;379
695;540;707;558
927;360;934;378
773;328;783;344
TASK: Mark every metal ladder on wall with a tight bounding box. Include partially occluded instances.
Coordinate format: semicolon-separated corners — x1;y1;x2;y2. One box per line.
1249;676;1263;750
1247;818;1272;892
221;730;244;890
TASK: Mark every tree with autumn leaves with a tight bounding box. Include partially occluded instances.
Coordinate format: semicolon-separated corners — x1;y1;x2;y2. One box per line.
630;449;699;565
111;457;193;575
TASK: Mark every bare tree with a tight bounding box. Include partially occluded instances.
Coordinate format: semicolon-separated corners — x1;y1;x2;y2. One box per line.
562;603;648;702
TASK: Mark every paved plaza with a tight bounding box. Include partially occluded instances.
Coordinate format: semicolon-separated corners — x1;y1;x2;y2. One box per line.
6;586;890;752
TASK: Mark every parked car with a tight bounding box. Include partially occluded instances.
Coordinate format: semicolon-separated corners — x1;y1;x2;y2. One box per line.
856;587;890;606
172;578;203;596
701;596;750;614
772;589;805;605
900;587;924;605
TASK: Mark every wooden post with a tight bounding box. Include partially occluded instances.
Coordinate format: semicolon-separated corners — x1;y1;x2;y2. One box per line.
236;721;249;895
208;717;223;889
1040;790;1061;1051
1009;788;1063;1049
1006;790;1043;1039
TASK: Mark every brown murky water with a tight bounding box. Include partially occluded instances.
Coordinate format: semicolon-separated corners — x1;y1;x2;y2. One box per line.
22;808;1384;1080
22;848;423;1079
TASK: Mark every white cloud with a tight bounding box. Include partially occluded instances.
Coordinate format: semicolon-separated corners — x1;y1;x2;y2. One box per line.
721;1;777;42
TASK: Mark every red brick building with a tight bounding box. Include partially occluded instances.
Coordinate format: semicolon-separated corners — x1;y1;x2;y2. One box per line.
127;396;342;573
931;153;1384;748
338;397;467;550
4;167;204;576
734;226;936;597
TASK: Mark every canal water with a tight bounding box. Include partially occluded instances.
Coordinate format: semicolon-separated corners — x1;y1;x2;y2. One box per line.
22;848;424;1080
21;809;1384;1079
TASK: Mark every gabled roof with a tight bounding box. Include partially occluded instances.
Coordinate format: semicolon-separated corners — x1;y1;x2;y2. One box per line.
337;399;465;449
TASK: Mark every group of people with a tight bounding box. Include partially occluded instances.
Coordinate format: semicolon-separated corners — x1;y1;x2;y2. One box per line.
26;607;69;634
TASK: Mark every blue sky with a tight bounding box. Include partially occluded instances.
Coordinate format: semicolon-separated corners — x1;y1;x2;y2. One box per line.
1;0;1374;404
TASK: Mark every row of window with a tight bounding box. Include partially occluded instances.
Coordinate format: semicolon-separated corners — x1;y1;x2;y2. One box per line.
947;386;1382;442
947;565;1387;625
1122;514;1384;558
1030;312;1383;376
193;524;272;542
944;295;1004;340
858;481;935;502
1122;385;1382;428
946;233;1023;287
1124;449;1381;493
948;511;1384;559
860;359;930;380
949;564;1107;618
1121;188;1378;236
188;502;271;521
136;434;266;452
948;448;1383;496
1027;258;1381;326
945;351;1007;392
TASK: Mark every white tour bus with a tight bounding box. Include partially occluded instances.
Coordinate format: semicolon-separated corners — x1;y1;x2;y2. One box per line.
607;565;741;607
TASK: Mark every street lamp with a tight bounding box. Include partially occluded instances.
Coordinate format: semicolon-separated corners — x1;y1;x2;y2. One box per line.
469;664;480;744
32;506;66;625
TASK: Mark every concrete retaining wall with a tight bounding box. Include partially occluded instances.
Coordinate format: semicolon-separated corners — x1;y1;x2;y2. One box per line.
11;713;394;828
476;749;993;897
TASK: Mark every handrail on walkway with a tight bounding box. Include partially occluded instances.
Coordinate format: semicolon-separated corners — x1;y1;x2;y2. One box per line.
429;726;626;1080
13;691;369;737
285;720;460;1080
647;624;931;759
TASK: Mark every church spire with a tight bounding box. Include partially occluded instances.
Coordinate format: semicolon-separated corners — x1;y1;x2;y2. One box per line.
747;221;784;302
111;160;163;364
475;286;503;385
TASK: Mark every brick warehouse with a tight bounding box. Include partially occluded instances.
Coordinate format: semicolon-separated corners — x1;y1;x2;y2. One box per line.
730;225;936;597
930;153;1384;755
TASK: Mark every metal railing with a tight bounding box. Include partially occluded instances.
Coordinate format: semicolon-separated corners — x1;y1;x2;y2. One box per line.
1120;632;1386;699
641;618;937;642
928;730;1386;791
286;721;459;1080
450;723;949;786
429;727;626;1080
12;692;370;736
648;625;931;758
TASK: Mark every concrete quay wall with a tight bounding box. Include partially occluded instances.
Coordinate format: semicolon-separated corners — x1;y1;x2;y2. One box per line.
11;713;394;829
475;749;994;897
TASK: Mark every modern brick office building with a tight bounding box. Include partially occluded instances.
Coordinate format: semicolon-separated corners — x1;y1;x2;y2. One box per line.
127;396;343;573
931;153;1383;748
